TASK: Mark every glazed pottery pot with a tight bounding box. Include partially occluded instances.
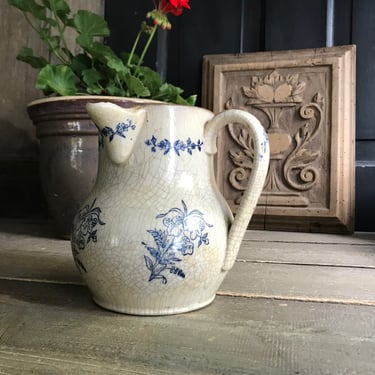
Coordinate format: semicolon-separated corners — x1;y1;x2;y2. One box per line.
71;101;270;315
27;96;154;238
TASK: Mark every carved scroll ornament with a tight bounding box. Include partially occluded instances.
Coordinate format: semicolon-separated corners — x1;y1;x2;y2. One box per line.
226;70;324;207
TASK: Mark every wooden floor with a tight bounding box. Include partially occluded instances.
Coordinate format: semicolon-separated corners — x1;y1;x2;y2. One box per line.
1;221;375;374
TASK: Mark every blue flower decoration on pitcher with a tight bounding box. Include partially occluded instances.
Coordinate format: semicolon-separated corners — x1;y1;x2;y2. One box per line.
71;198;105;273
142;200;212;284
99;120;136;147
145;136;203;156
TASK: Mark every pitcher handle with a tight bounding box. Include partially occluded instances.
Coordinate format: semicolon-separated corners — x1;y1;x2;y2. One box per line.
204;109;270;272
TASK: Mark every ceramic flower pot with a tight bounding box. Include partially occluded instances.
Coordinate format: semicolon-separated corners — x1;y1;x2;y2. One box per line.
27;96;155;238
71;101;269;315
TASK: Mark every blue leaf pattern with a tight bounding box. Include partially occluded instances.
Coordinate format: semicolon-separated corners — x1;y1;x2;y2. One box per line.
142;200;213;284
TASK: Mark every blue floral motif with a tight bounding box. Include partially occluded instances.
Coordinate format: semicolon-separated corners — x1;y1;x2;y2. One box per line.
99;120;136;147
142;200;213;284
145;136;203;156
71;198;105;273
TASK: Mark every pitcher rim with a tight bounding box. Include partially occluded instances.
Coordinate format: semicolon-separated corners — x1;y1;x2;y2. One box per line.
28;96;214;116
27;96;161;108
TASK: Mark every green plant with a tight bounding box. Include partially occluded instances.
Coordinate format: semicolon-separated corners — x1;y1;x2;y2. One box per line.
8;0;196;105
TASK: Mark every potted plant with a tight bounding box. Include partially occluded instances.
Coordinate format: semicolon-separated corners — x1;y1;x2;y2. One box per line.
8;0;194;237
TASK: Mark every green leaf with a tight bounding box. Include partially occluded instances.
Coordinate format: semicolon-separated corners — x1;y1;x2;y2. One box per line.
154;83;196;106
137;66;162;96
71;53;92;76
176;94;197;106
46;35;60;51
121;51;140;65
61;47;73;61
42;0;70;15
107;57;128;74
125;74;150;97
36;64;77;96
45;17;57;26
8;0;46;20
105;83;126;97
184;95;197;106
16;47;48;68
155;82;182;102
85;43;128;74
73;10;110;47
82;69;103;95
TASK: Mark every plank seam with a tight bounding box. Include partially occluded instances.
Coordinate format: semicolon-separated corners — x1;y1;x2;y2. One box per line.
242;239;375;246
235;259;375;270
0;276;84;286
216;291;375;306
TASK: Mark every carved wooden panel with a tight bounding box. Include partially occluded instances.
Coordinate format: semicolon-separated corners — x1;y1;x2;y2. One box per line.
202;46;356;233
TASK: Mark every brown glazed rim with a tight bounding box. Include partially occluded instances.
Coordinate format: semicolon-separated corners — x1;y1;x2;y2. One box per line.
27;95;162;107
27;95;213;114
27;96;214;137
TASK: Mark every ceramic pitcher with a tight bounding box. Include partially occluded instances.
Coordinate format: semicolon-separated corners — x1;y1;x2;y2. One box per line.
71;101;269;315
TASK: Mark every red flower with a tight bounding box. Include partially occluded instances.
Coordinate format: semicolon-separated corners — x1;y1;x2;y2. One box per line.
159;0;191;16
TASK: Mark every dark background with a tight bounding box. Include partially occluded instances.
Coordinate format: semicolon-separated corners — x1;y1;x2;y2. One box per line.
106;0;374;231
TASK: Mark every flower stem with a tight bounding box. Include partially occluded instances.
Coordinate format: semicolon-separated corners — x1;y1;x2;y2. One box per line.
127;29;142;66
136;24;158;73
50;4;71;62
24;14;67;64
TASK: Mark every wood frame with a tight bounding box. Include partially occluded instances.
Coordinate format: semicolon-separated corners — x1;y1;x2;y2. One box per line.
202;45;356;233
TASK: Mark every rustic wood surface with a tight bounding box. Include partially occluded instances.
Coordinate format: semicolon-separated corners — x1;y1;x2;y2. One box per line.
0;222;375;374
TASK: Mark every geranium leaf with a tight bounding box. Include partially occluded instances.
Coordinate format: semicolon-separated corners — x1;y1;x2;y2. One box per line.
36;64;77;96
183;95;197;106
84;43;127;74
16;47;48;68
42;0;70;15
73;10;110;48
175;94;197;106
137;66;161;96
105;83;126;97
45;35;60;51
71;53;92;75
125;74;150;97
8;0;46;20
155;83;196;106
82;68;103;95
107;56;128;73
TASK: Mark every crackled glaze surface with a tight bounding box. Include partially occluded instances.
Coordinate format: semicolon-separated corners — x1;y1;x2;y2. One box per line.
71;102;269;315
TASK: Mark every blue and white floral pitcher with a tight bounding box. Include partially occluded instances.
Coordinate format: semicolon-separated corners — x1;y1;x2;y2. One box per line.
71;101;269;315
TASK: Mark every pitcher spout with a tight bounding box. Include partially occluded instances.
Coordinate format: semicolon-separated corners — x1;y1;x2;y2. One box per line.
86;102;146;165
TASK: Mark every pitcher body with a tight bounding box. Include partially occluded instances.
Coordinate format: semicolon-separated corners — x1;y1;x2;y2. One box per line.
71;101;269;315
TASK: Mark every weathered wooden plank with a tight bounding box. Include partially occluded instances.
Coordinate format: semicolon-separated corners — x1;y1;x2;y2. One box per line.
0;279;375;375
220;262;375;304
1;230;375;305
0;219;60;237
0;351;152;375
244;229;375;245
3;251;375;305
238;241;375;268
0;248;81;285
0;231;81;284
2;222;374;247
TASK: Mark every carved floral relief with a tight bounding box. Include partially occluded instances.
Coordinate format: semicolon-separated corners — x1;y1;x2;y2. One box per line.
222;68;329;211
